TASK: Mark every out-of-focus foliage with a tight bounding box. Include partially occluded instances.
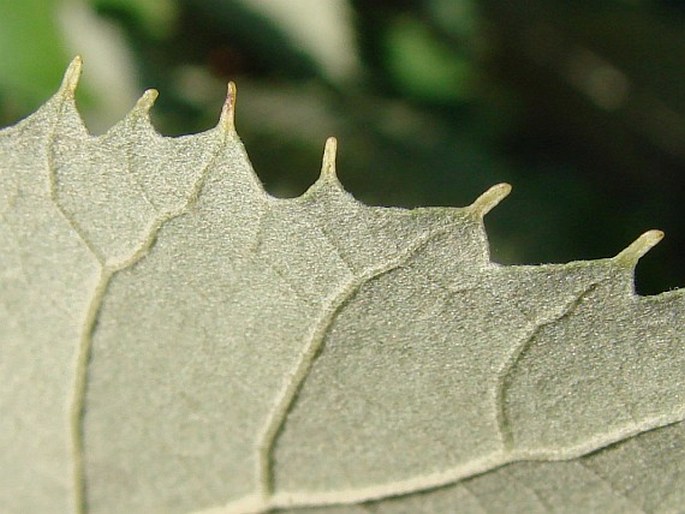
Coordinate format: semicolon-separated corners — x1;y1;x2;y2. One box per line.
0;0;67;116
1;0;683;294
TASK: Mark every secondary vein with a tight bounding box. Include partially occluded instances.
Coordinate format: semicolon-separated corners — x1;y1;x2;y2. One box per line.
255;227;449;501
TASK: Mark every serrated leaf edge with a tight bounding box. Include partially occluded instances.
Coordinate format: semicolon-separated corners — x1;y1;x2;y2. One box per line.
18;56;682;514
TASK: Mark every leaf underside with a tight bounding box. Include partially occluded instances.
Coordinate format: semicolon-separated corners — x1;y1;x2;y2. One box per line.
1;58;683;514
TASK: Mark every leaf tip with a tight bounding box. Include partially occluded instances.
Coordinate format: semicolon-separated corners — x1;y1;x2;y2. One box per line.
219;81;237;132
470;183;512;217
615;229;664;265
60;55;83;97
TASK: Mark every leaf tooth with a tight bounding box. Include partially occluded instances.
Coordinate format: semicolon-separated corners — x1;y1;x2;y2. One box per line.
219;81;237;132
133;89;159;115
314;136;348;193
59;55;83;98
614;229;664;266
469;183;512;217
321;137;338;181
299;137;348;199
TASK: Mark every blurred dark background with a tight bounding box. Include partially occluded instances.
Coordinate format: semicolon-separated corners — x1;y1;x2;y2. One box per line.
1;0;683;294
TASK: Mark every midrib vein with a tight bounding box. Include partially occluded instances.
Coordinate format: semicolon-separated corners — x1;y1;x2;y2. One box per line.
267;415;685;513
189;415;685;514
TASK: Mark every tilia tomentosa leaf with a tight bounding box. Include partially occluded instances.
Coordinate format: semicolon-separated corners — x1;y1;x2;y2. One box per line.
0;57;683;514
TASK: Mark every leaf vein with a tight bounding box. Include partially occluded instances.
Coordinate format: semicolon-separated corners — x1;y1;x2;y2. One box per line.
64;123;231;514
495;282;601;450
255;226;452;502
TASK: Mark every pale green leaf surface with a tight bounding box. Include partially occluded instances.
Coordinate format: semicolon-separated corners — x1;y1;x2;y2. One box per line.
0;59;683;514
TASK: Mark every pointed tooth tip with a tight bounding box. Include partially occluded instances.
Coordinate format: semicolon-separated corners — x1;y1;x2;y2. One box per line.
227;81;237;99
135;89;159;111
470;183;512;217
324;137;338;162
60;55;83;95
219;81;237;131
321;137;339;180
615;229;664;264
70;55;83;70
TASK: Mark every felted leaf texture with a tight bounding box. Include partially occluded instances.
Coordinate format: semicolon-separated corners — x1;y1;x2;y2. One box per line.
0;58;683;514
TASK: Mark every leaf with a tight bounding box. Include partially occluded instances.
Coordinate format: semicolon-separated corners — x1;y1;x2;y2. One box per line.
0;57;683;514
